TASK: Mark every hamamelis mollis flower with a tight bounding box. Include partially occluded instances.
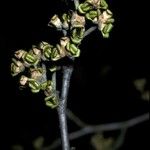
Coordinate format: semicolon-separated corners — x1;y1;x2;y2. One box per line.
39;41;53;60
71;27;85;44
62;13;71;30
55;37;70;59
20;75;28;85
49;14;62;30
49;13;71;31
71;12;85;28
98;9;114;38
11;58;25;76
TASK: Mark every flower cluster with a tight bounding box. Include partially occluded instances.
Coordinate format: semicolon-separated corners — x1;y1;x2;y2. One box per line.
49;12;86;58
78;0;114;38
11;45;58;108
10;0;114;108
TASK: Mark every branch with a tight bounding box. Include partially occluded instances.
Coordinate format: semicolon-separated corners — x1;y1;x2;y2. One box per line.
83;26;97;38
44;112;149;150
69;113;149;140
67;109;88;128
57;66;73;150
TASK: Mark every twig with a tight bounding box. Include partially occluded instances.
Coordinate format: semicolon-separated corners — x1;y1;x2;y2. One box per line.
67;109;88;128
69;113;149;140
52;72;56;90
57;66;74;150
112;128;127;150
83;26;97;38
44;112;149;150
73;0;79;10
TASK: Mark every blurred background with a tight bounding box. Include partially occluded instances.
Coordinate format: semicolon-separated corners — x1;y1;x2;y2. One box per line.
0;0;149;149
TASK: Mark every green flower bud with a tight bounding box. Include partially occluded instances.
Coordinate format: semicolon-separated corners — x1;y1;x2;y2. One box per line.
102;23;113;38
62;13;70;30
40;81;48;90
85;10;98;22
51;47;61;61
39;41;53;60
78;3;93;14
28;79;40;93
66;42;80;57
24;53;36;63
44;80;53;96
45;95;58;109
100;0;108;9
71;27;85;44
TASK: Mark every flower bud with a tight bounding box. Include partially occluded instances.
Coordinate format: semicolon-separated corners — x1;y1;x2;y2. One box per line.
49;15;62;30
20;75;28;85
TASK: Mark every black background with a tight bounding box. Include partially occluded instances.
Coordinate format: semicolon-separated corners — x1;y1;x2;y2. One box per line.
0;0;149;149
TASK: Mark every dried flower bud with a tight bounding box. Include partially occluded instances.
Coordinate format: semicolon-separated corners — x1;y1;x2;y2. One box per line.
60;37;70;47
99;9;113;24
14;50;26;59
32;45;41;57
39;41;49;50
11;59;25;76
87;0;100;8
71;13;85;28
49;14;62;30
30;68;43;80
56;44;67;58
20;75;28;85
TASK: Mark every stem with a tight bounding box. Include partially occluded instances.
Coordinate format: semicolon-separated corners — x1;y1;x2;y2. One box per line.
52;72;56;90
57;66;73;150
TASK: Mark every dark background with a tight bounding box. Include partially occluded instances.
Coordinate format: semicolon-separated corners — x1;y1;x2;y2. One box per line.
0;0;149;149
